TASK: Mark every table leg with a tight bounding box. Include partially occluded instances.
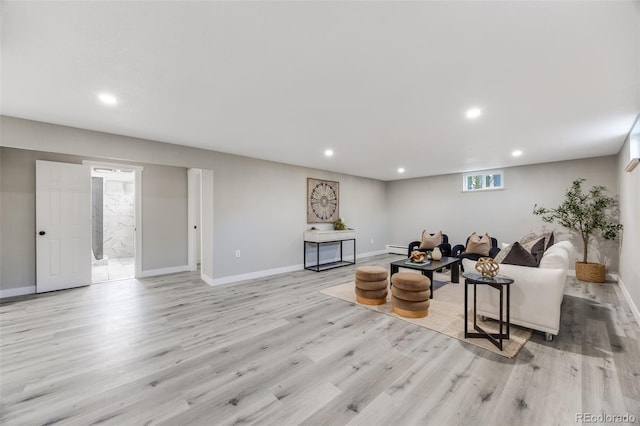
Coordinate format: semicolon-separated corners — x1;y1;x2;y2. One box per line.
473;282;477;329
499;285;503;350
451;261;460;283
390;265;399;276
389;265;398;287
506;284;510;340
423;270;434;299
464;279;469;337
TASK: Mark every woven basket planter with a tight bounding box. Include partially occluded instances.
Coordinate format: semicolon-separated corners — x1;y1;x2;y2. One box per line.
575;262;606;283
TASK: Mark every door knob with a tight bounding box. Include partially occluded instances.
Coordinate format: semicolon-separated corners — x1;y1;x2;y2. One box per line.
39;231;46;236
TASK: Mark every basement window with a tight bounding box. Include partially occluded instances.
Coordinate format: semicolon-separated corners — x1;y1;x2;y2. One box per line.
462;170;504;192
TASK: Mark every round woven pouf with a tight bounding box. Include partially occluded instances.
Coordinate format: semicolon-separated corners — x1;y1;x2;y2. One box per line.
354;266;388;305
390;272;430;318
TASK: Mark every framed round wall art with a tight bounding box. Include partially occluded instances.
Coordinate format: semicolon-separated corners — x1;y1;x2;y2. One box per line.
307;178;339;223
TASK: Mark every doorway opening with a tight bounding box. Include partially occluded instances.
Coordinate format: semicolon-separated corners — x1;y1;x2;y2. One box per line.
188;168;214;284
188;169;202;271
89;164;140;283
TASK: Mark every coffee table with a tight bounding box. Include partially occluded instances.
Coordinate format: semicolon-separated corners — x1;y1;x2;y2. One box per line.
390;256;461;299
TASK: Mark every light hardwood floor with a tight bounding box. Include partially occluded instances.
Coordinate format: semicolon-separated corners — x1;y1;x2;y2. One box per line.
1;254;639;425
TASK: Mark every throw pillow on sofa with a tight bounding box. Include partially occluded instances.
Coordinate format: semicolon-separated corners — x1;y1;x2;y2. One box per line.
465;232;491;256
495;233;553;267
419;230;442;249
501;239;546;267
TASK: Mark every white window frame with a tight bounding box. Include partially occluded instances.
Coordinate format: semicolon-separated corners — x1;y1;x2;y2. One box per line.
462;169;505;192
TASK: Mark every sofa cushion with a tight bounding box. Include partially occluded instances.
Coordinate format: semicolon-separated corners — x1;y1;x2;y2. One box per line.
523;236;546;263
494;244;512;263
549;240;574;259
465;232;491;256
519;231;540;246
419;230;442;249
539;244;570;270
545;231;555;250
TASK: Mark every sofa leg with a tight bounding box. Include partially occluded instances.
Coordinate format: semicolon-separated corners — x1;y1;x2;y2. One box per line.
479;315;486;321
544;332;553;342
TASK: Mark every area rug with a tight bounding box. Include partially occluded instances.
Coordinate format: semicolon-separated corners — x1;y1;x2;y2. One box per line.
320;280;531;359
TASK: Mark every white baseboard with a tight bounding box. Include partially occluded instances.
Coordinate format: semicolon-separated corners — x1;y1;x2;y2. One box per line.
209;250;389;287
138;265;190;278
201;272;213;286
0;286;36;299
617;276;640;328
211;264;303;287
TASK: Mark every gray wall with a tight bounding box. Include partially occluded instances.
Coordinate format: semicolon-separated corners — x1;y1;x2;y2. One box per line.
0;146;188;291
140;163;188;270
211;156;388;278
386;156;620;269
1;115;631;305
0;116;389;290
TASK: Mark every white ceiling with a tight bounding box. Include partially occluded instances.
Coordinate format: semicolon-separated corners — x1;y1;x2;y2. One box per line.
2;1;639;181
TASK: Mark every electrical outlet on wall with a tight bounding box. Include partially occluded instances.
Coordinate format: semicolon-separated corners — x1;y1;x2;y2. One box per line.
371;238;374;244
235;250;241;258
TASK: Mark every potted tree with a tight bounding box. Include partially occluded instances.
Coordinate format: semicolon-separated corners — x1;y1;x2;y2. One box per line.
533;178;623;283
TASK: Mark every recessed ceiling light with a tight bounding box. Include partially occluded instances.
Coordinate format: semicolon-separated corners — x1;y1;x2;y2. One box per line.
398;167;405;174
324;149;334;157
465;107;482;119
98;92;118;106
512;150;523;157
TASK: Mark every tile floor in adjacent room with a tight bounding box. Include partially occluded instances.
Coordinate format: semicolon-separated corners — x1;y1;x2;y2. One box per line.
92;256;134;283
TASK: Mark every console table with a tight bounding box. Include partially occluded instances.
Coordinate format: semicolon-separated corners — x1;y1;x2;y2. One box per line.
304;230;356;272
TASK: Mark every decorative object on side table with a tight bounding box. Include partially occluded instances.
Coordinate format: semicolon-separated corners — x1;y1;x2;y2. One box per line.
431;246;443;261
533;178;623;283
332;217;351;230
475;257;499;278
409;250;427;263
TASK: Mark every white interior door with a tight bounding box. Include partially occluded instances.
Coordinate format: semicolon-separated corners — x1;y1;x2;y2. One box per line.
36;160;91;293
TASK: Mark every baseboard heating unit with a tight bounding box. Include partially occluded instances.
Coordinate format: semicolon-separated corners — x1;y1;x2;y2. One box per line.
386;245;407;255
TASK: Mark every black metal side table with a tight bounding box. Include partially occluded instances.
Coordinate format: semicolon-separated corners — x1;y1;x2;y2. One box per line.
463;271;514;350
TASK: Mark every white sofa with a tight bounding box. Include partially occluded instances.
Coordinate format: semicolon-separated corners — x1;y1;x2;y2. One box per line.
462;240;573;341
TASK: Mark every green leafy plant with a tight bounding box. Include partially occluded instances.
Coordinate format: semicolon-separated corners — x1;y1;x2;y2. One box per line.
332;218;350;231
533;178;622;264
